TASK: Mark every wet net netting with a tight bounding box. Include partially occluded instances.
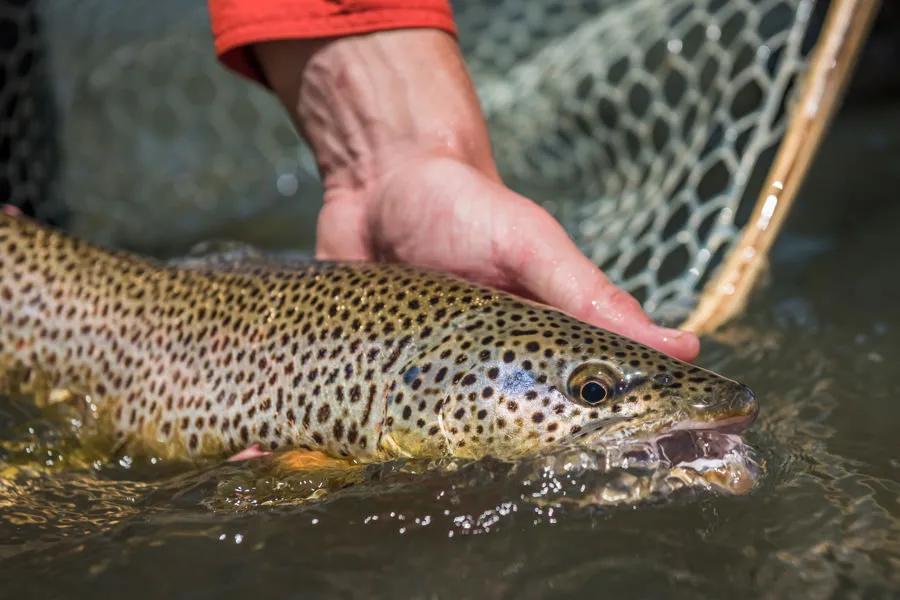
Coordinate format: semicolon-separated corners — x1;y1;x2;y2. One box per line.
2;0;824;322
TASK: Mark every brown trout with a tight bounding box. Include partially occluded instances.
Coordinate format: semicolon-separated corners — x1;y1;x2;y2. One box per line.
0;213;757;461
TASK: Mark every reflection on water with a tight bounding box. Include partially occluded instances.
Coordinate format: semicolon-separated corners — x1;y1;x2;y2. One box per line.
2;109;900;598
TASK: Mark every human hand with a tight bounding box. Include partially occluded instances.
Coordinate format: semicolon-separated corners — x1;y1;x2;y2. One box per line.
255;30;699;361
316;154;698;360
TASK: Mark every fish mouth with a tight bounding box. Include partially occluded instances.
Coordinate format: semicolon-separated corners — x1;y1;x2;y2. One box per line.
549;429;760;503
652;429;760;495
650;384;760;495
560;384;761;498
652;429;749;467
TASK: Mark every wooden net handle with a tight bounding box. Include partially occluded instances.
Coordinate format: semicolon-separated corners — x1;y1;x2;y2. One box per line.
681;0;881;334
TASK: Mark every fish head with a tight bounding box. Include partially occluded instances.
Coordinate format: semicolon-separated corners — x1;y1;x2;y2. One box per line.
433;299;758;458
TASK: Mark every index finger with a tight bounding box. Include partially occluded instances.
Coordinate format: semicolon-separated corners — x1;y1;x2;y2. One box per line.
500;204;700;362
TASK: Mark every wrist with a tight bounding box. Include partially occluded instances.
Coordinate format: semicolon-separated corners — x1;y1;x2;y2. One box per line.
255;29;499;197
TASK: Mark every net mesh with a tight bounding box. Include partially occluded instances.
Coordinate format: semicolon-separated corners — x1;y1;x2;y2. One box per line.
0;0;59;223
3;0;820;321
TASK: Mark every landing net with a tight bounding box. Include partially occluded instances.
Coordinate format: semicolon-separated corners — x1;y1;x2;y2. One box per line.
0;0;872;327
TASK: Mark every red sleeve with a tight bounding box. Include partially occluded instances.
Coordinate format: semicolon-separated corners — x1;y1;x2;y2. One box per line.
208;0;457;84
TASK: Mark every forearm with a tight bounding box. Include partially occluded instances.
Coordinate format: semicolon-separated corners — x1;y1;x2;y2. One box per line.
254;29;498;193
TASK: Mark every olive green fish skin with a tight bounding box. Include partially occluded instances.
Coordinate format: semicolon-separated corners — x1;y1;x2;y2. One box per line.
0;214;757;461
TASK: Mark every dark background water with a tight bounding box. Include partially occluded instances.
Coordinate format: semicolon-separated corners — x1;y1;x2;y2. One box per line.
2;4;900;599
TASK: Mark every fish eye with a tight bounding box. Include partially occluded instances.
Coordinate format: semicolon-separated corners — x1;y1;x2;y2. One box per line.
579;380;608;405
567;362;620;407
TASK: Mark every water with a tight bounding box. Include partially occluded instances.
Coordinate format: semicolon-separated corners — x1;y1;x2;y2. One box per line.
1;107;899;599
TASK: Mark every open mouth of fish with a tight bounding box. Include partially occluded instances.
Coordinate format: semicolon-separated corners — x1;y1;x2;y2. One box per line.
654;387;760;494
532;429;760;509
626;394;761;497
551;394;761;506
643;429;759;495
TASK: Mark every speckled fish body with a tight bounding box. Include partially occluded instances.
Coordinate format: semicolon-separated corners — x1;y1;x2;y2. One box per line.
0;214;758;461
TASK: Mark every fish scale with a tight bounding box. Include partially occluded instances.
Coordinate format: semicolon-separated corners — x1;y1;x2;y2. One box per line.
0;213;758;461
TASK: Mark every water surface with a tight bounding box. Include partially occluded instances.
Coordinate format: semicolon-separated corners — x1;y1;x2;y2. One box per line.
1;106;898;599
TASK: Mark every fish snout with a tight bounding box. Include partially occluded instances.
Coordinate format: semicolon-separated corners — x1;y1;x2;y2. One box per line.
688;381;759;433
730;384;758;420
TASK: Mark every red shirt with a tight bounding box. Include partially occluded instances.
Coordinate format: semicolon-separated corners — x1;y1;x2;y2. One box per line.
208;0;457;83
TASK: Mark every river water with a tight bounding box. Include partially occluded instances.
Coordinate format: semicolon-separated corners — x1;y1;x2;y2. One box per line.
0;103;898;598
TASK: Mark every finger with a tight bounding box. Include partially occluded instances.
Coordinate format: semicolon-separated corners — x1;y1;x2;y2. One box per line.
501;205;700;362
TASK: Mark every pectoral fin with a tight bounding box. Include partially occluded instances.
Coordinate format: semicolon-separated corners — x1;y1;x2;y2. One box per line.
272;449;357;473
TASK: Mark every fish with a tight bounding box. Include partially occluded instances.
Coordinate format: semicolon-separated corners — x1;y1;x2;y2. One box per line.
0;213;758;463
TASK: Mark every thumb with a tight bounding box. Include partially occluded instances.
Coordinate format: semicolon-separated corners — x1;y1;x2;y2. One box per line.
314;196;372;261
